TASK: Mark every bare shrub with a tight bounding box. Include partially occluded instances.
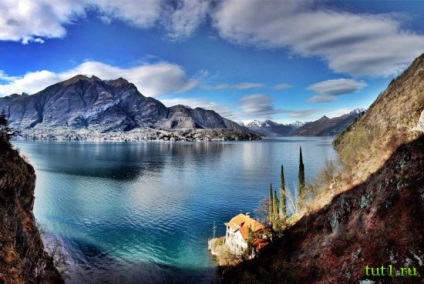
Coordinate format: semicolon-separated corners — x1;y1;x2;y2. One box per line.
255;197;270;224
37;223;70;280
46;240;70;280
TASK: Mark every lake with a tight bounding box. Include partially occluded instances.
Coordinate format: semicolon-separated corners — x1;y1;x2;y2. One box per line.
15;137;338;284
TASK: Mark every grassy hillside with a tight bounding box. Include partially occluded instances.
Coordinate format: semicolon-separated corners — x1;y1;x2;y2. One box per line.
334;53;424;187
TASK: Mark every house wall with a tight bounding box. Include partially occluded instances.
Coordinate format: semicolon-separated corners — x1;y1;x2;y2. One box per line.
225;226;247;255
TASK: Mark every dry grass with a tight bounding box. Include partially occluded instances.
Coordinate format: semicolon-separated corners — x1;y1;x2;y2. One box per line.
218;246;241;266
297;124;420;222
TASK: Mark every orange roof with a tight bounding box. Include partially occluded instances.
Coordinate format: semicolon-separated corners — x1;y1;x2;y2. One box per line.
225;213;264;240
253;238;269;251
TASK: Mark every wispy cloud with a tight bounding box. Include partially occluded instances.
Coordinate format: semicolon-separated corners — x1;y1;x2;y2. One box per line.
234;82;264;89
238;93;315;120
307;78;366;103
0;61;197;97
212;0;424;76
202;82;264;90
286;109;316;118
273;83;291;90
240;94;281;118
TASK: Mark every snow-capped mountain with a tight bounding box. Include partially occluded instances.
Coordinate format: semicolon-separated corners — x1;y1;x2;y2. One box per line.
241;109;365;137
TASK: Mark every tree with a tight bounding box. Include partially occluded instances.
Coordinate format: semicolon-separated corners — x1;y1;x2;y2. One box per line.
246;227;254;258
255;197;270;224
269;183;274;224
298;146;305;208
0;110;15;143
279;165;287;219
273;190;279;228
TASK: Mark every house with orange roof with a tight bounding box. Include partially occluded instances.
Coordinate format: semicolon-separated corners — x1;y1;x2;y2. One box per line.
224;212;266;255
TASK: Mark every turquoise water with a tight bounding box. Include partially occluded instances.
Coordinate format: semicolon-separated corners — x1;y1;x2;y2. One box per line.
15;137;338;283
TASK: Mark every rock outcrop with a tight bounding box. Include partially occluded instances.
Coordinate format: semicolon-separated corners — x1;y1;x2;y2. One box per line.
0;139;63;283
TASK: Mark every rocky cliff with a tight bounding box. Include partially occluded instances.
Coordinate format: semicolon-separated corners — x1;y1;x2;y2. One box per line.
220;53;424;283
0;75;258;141
0;139;63;283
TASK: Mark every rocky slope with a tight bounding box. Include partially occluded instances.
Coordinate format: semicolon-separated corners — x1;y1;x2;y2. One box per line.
222;135;424;283
220;53;424;283
0;75;258;141
0;139;63;283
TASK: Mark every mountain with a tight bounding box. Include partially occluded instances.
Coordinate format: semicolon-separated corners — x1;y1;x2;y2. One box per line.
221;54;424;283
290;109;365;136
0;75;259;141
0;139;63;283
240;110;363;137
240;120;298;136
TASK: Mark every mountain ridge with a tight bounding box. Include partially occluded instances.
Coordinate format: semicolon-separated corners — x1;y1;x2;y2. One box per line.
0;75;259;141
241;109;365;137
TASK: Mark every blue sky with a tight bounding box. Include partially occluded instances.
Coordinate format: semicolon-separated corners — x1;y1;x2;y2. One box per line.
1;0;424;123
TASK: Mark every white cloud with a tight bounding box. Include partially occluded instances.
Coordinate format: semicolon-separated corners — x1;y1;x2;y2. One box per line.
307;78;366;103
4;0;423;79
160;97;236;119
0;0;85;42
163;0;210;40
93;0;163;28
212;0;424;77
0;0;209;43
0;71;18;82
32;38;45;44
0;61;197;97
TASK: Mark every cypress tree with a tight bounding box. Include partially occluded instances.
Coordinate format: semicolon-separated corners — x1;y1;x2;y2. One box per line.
269;183;274;224
273;190;279;225
280;165;286;219
247;227;254;255
298;146;305;208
